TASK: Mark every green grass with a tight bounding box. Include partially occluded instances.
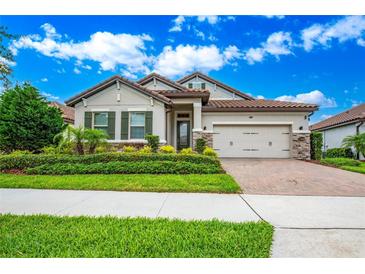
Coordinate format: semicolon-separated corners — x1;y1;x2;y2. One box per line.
341;165;365;174
0;214;273;258
320;158;365;175
0;173;241;193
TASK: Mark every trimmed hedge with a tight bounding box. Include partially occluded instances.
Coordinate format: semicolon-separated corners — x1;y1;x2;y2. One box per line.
25;161;223;175
320;157;361;167
310;132;323;160
326;147;353;159
0;152;220;171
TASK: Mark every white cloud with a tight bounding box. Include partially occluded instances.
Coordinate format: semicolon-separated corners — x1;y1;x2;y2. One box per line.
41;91;59;101
244;31;293;64
263;15;285;19
40;77;48;82
169;16;185;32
256;95;265;99
301;16;365;51
153;44;240;78
168;15;234;33
275;90;337;108
197;16;219;25
11;23;153;76
56;68;66;74
320;114;333;120
73;67;81;74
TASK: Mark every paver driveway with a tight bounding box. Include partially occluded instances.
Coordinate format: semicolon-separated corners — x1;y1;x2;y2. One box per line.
221;159;365;196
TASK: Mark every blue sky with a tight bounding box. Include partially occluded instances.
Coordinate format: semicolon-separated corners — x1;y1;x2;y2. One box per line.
0;15;364;123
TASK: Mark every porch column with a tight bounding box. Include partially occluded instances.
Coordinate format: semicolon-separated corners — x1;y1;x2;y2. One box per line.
193;102;202;131
166;110;172;145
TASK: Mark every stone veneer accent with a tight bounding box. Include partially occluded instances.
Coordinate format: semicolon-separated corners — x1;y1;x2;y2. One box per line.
291;132;310;160
192;131;213;149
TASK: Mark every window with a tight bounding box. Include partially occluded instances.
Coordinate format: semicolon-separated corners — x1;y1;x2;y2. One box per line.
188;82;206;90
93;112;108;134
130;112;145;139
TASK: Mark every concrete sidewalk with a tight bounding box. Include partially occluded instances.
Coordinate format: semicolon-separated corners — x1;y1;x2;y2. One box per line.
1;189;365;257
0;189;260;223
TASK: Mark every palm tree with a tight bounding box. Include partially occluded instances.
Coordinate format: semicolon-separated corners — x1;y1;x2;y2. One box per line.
342;132;365;159
70;126;86;155
84;129;108;154
53;124;73;153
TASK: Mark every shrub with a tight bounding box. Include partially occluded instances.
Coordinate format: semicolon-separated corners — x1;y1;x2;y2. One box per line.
145;135;159;153
84;129;108;154
26;161;223;175
41;146;59;155
180;148;195;155
123;146;136;153
326;147;354;159
195;138;206;154
138;145;152;154
203;147;218;157
342;132;365;159
0;84;64;153
310;132;323;160
159;145;176;154
0;152;221;171
320;157;361;167
8;150;32;156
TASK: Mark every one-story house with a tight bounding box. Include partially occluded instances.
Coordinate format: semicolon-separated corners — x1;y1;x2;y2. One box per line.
49;101;75;124
310;103;365;160
65;72;318;159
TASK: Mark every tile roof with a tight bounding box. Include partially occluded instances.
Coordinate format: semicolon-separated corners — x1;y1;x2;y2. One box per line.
203;99;318;112
49;101;75;123
156;89;210;103
310;103;365;131
137;72;189;92
177;71;254;100
65;75;172;106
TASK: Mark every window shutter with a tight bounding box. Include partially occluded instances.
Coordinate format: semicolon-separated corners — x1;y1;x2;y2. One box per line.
145;111;153;136
201;83;206;90
107;112;115;140
84;112;92;128
121;112;129;140
188;83;193;89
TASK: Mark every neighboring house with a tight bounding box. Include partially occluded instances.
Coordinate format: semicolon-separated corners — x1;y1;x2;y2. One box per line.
49;101;75;124
310;103;365;160
65;72;318;159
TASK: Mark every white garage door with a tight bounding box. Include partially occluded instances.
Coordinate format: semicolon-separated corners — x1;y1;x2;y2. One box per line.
213;125;291;158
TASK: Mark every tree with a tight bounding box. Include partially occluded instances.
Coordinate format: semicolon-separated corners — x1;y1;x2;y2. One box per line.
69;126;86;155
0;83;64;152
84;128;108;154
342;132;365;159
0;26;16;87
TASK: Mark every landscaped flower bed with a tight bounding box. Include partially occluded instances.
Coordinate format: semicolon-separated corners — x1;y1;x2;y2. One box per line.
25;161;223;175
0;152;220;172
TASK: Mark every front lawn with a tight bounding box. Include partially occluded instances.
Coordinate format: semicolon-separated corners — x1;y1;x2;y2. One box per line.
0;173;241;193
320;157;365;175
0;214;273;258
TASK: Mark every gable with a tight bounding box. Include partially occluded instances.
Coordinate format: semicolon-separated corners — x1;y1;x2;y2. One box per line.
65;75;171;107
177;72;254;100
181;77;237;99
141;78;178;91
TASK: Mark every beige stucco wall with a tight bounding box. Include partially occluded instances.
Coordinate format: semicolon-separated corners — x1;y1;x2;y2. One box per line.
181;76;241;99
74;82;166;142
202;112;310;132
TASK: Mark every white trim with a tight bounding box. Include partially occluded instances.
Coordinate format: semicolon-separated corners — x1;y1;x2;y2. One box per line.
212;121;294;125
90;108;110;112
292;130;311;134
128;107;147;111
174;110;193;148
193;102;202;107
192;128;203;132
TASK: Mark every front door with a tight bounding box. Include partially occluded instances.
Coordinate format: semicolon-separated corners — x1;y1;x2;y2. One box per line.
177;121;190;150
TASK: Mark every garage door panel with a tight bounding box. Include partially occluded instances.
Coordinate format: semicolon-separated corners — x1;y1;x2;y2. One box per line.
213;125;290;158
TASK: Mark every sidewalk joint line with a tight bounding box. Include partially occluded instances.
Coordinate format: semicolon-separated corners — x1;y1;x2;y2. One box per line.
156;193;170;218
238;194;266;222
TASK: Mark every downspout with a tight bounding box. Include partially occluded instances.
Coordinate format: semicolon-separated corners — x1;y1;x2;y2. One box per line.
165;107;172;145
355;120;364;160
